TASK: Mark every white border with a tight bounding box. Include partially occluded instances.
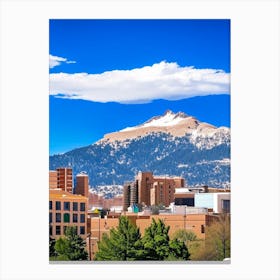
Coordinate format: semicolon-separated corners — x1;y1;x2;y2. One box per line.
0;0;279;279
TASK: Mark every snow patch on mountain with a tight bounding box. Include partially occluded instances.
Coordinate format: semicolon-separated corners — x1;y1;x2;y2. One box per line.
178;163;189;168
190;127;230;149
90;185;123;199
196;158;230;165
121;110;189;131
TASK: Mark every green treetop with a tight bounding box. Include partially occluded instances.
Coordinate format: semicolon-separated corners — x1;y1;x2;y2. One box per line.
95;216;144;261
141;218;190;261
54;226;88;261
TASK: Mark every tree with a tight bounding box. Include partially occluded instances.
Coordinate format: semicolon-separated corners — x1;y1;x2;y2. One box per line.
95;216;144;261
142;218;190;260
54;226;88;261
191;214;230;261
168;238;190;261
173;229;197;244
150;204;165;215
49;236;57;257
172;229;199;259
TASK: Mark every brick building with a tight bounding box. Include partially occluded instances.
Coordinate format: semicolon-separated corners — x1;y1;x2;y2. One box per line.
75;172;89;197
49;189;88;240
49;168;73;193
87;212;217;260
49;170;58;189
123;171;185;210
88;193;104;209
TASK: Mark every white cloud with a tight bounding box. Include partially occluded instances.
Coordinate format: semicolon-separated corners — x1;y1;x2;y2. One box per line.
49;61;230;103
49;54;76;69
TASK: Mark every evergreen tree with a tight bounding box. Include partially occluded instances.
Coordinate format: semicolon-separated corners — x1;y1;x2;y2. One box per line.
49;236;57;257
54;226;88;261
167;239;190;260
95;216;144;261
142;218;190;261
141;218;170;260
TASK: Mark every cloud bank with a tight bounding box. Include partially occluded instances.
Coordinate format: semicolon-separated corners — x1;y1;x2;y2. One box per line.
49;61;230;103
49;54;76;69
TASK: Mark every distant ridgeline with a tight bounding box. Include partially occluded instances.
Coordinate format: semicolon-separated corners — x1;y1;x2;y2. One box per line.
50;111;230;189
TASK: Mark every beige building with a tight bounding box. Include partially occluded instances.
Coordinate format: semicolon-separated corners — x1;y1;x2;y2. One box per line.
49;189;88;239
49;170;58;189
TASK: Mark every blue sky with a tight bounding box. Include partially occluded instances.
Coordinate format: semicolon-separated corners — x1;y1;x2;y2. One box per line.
49;19;230;155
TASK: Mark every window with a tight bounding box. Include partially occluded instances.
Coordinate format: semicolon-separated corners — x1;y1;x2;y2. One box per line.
174;198;194;206
56;213;61;223
80;202;85;211
55;201;61;210
49;226;53;236
73;213;78;223
80;226;85;235
222;199;230;213
64;201;70;211
49;212;52;223
201;225;205;234
63;213;70;223
49;201;52;210
73;202;78;211
80;214;85;223
63;226;67;235
56;225;61;235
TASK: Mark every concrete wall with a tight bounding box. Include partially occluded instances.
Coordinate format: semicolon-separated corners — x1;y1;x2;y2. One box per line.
195;193;231;213
195;193;214;209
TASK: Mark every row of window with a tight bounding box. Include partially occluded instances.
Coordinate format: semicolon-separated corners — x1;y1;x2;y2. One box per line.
49;201;86;211
49;212;86;223
49;225;85;236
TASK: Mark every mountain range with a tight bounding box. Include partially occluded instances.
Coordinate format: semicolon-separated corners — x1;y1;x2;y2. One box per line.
49;110;230;189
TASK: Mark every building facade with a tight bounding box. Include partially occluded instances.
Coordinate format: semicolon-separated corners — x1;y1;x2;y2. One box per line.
87;212;217;260
49;170;58;189
194;192;231;213
49;168;73;193
173;188;195;206
49;189;88;240
75;172;89;197
123;171;185;210
57;168;73;193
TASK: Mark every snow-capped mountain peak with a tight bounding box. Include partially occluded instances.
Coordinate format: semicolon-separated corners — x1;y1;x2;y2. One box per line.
96;110;229;151
122;110;189;132
50;109;230;189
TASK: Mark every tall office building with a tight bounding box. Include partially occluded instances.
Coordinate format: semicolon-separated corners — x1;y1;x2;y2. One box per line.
123;182;138;211
123;171;185;210
49;168;73;193
123;183;131;211
75;172;89;197
137;172;153;206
